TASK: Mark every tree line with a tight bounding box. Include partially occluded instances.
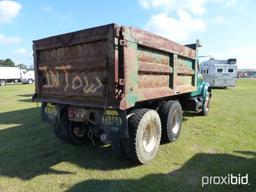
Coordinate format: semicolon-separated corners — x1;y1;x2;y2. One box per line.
0;58;33;69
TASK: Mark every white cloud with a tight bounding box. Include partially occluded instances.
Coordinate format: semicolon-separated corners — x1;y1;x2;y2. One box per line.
213;16;224;23
13;48;33;66
42;5;53;12
14;48;32;58
144;10;206;42
139;0;254;70
139;0;151;9
224;0;237;7
210;0;238;7
0;0;22;24
0;33;21;44
140;0;207;42
139;0;207;15
140;0;176;10
187;0;207;15
210;46;256;69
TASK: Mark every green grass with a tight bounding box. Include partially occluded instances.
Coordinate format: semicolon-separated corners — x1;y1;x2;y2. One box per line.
0;80;255;192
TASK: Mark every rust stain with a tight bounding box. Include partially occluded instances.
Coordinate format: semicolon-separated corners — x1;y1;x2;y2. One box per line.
33;24;198;110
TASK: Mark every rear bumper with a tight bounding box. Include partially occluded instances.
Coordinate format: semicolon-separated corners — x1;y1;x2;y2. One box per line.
32;94;120;109
212;79;236;87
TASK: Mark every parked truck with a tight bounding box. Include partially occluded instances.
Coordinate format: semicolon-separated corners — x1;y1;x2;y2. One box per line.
32;24;211;164
0;67;35;86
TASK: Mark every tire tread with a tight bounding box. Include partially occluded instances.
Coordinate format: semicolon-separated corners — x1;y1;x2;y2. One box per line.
159;100;182;143
121;109;150;163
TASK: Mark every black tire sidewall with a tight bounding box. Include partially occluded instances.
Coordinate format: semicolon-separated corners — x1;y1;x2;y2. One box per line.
200;91;210;116
136;110;161;164
160;101;183;143
58;109;87;145
166;102;182;141
0;80;5;86
67;121;88;145
125;109;162;164
28;79;33;84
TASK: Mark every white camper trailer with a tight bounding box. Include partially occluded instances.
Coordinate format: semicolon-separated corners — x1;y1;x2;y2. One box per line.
200;58;237;87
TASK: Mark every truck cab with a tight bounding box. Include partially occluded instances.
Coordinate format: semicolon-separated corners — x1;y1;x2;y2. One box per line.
20;69;35;84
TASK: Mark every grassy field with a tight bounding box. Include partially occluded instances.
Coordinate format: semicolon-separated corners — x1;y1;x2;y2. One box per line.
0;79;255;192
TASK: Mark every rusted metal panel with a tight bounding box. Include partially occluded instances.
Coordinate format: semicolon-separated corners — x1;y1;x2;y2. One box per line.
138;87;173;101
119;25;196;109
119;27;139;109
33;43;40;94
128;27;196;59
33;24;117;109
34;25;111;51
33;24;197;110
137;47;171;89
139;62;172;74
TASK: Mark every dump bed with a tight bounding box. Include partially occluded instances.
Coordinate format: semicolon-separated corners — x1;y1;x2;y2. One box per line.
33;24;197;110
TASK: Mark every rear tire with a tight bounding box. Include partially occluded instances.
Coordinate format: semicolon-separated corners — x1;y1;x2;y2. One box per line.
121;109;161;164
28;79;33;84
0;80;6;86
159;100;183;143
54;109;88;145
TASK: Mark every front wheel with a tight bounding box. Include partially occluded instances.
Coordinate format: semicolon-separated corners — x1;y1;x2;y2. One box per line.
121;109;162;164
200;91;211;116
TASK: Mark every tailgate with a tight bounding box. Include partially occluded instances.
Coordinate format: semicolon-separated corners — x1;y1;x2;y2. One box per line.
33;24;117;108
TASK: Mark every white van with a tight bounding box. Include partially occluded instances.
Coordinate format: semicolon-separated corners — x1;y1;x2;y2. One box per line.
200;58;237;87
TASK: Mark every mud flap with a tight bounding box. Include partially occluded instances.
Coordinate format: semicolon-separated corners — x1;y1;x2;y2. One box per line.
41;103;66;125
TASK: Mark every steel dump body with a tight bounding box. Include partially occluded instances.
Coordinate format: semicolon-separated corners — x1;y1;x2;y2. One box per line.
33;24;197;110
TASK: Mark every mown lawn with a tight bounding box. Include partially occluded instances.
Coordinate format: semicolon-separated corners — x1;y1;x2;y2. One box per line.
0;80;255;192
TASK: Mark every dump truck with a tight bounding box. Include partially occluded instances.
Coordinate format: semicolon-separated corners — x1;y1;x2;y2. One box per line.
0;67;35;86
32;24;211;164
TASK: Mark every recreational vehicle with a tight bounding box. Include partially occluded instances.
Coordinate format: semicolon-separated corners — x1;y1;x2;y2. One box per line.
200;58;237;87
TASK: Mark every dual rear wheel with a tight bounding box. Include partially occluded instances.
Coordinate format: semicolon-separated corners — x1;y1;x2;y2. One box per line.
54;109;89;145
121;101;183;164
54;101;183;164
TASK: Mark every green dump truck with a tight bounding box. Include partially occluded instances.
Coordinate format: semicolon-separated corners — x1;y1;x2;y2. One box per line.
32;24;211;164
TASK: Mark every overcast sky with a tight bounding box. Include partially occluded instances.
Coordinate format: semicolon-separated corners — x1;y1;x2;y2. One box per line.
0;0;255;69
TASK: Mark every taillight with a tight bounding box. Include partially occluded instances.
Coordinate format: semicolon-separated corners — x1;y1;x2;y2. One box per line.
68;107;75;119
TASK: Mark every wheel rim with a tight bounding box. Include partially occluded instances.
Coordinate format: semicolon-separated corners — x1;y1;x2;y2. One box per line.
71;123;86;138
171;109;181;134
204;93;210;111
142;121;157;153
